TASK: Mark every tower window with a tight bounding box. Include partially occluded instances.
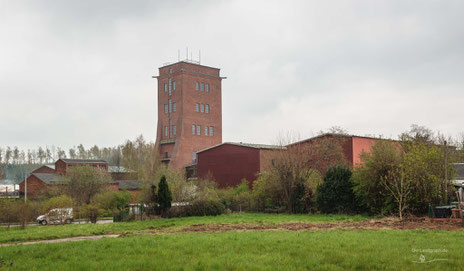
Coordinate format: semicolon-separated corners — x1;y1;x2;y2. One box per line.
164;104;168;114
206;84;209;92
205;126;209;136
196;125;201;135
169;99;172;113
164;126;168;137
164;83;167;92
192;125;195;135
205;104;209;113
173;81;176;90
196;103;199;112
200;104;204;113
168;79;172;91
173;102;176;112
196;82;200;90
201;83;204;91
209;126;214;136
169;68;172;74
172;125;176;135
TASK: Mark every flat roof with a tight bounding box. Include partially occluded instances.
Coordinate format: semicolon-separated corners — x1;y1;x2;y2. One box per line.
197;142;284;154
58;159;108;164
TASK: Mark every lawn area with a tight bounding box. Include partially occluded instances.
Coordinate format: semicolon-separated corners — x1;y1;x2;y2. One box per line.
0;213;366;244
1;229;463;270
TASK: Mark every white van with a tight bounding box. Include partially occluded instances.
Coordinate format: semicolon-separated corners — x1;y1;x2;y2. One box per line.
37;208;74;225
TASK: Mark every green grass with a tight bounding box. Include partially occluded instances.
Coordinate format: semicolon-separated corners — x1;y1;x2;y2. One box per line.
1;230;463;270
0;213;366;244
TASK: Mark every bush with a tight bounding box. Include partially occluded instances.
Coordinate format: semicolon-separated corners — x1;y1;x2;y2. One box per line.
43;195;73;211
190;198;225;216
81;204;100;223
162;206;191;218
317;165;358;214
218;180;251;212
92;190;132;217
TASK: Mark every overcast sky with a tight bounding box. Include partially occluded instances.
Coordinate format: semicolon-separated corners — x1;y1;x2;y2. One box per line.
1;0;463;150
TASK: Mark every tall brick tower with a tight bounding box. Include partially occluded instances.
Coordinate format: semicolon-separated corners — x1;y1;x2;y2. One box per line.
153;60;223;170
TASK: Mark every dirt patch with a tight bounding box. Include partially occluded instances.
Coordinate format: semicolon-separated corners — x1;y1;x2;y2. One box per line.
149;217;464;234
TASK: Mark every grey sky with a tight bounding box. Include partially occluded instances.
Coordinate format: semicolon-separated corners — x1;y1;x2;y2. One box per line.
1;0;463;150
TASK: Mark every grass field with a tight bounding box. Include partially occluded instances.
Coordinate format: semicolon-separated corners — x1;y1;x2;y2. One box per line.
0;213;463;270
0;213;366;244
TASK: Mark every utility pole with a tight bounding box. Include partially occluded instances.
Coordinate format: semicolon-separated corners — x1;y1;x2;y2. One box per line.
24;169;27;202
444;140;448;204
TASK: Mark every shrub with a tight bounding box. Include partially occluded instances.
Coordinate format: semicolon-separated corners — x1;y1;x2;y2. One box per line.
81;204;100;223
43;195;73;211
317;165;358;214
190;198;225;216
162;206;191;218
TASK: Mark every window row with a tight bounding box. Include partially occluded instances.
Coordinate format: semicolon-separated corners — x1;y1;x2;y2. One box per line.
195;82;210;92
191;125;214;136
164;99;176;114
164;79;176;96
195;103;210;113
164;125;177;136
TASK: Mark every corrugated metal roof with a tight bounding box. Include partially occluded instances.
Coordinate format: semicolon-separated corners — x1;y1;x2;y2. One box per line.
45;164;56;170
32;173;65;185
59;159;108;164
197;142;284;154
108;166;132;173
117;180;144;190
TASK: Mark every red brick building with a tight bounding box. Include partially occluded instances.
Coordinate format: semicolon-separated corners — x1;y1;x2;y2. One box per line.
19;159;140;199
197;134;382;188
197;142;282;188
153;61;224;170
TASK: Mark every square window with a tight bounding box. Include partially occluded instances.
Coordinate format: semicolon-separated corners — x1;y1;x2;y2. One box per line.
205;104;209;113
192;152;197;163
205;126;209;136
173;81;176;90
164;104;168;114
164;83;167;92
168;79;172;91
209;126;213;136
192;125;195;135
206;84;209;92
196;103;199;112
169;99;172;113
196;82;200;90
173;125;176;135
164;126;168;137
200;104;204;113
196;125;201;135
173;103;176;112
201;83;204;91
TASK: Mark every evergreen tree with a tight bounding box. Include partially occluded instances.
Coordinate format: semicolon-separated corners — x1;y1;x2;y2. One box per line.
317;165;358;213
157;175;172;214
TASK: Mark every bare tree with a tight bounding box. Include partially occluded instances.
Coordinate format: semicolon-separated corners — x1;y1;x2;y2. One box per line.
381;168;412;220
269;134;347;213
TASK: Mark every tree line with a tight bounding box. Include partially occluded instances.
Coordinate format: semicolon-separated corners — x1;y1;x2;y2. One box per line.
0;135;160;183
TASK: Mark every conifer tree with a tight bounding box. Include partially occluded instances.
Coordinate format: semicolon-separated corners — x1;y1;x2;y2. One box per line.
157;175;172;214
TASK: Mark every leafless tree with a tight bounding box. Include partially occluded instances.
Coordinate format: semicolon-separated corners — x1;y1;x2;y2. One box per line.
381;168;412;220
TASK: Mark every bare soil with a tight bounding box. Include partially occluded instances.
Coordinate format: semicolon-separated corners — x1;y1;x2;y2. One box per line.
151;217;464;234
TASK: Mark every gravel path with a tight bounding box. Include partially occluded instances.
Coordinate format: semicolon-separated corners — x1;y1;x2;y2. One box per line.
0;234;119;247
